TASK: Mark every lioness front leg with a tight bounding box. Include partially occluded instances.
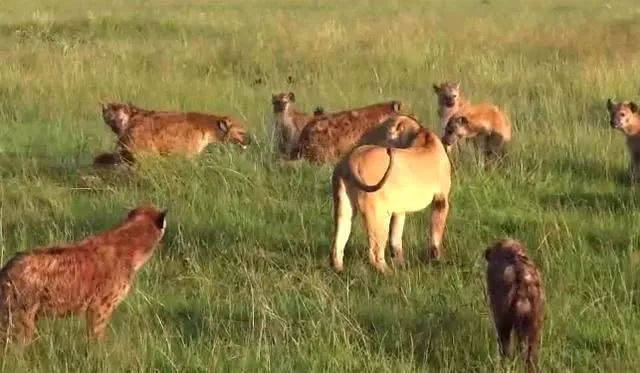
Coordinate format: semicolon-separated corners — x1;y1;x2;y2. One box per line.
364;211;391;274
389;213;406;265
426;196;449;260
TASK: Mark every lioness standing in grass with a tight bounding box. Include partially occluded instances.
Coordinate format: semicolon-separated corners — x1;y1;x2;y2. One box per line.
292;100;403;163
607;98;640;182
93;105;251;166
433;82;511;163
271;92;324;157
0;205;167;344
330;116;451;274
485;238;544;372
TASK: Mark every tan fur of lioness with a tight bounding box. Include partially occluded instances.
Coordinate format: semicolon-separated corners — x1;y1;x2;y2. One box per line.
329;117;452;274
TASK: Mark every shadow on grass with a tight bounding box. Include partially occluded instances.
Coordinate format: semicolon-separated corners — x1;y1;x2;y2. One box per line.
158;306;208;343
356;304;489;369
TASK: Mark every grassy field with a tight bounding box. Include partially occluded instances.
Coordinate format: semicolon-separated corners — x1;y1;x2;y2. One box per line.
1;0;640;371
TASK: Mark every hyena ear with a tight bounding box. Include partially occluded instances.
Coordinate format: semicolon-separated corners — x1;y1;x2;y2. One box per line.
454;82;460;90
606;98;615;111
484;248;491;261
392;101;402;112
459;116;470;125
432;84;440;94
288;92;296;102
630;102;638;113
101;102;108;111
156;209;168;230
217;118;231;133
313;106;324;116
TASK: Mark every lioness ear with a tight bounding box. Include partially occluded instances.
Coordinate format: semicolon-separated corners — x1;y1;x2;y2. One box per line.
606;98;615;111
454;82;460;90
484;248;491;261
288;92;296;102
432;84;440;94
630;102;638;113
101;102;108;111
156;209;168;230
217;118;230;133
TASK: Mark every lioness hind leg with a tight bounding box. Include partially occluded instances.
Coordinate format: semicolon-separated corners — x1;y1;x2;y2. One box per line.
426;196;449;260
330;178;355;272
364;211;391;274
389;213;406;265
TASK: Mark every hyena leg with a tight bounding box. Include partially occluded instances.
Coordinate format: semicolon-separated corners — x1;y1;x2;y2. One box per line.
630;158;640;183
484;134;505;167
330;179;356;272
364;211;392;274
389;213;406;265
497;318;514;359
17;305;39;345
427;196;450;260
87;287;130;339
524;325;541;373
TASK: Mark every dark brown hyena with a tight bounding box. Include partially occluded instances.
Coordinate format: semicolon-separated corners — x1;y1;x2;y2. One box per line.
484;238;545;372
0;205;167;344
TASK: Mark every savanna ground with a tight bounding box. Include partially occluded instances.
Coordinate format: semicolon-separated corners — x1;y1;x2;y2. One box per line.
1;0;640;371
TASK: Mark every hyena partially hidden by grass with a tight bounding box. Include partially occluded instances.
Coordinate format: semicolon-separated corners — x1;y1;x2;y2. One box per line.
484;238;545;372
0;205;167;344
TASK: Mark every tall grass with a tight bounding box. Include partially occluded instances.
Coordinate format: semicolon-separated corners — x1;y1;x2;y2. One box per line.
2;0;640;371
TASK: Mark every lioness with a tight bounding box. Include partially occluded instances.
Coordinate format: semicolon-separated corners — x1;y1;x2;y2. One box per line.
485;238;544;373
0;205;166;343
606;98;640;182
433;82;511;163
292;100;403;163
94;108;251;166
272;92;324;157
329;120;451;274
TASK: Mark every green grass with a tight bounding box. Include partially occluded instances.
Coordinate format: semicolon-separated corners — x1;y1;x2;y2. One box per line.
1;0;640;371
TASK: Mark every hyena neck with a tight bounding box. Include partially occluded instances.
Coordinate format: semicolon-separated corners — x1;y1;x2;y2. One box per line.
624;119;640;136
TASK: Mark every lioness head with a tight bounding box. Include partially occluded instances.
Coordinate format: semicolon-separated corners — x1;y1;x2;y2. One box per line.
432;82;461;108
385;115;424;147
272;92;296;113
607;98;638;131
441;115;471;151
101;102;138;136
217;117;251;149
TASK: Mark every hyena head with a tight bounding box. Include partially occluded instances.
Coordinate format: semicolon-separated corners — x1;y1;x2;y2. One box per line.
217;117;251;149
432;81;461;108
607;98;638;130
127;205;168;236
484;238;527;263
126;205;168;270
271;92;296;113
101;101;136;135
441;115;470;149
